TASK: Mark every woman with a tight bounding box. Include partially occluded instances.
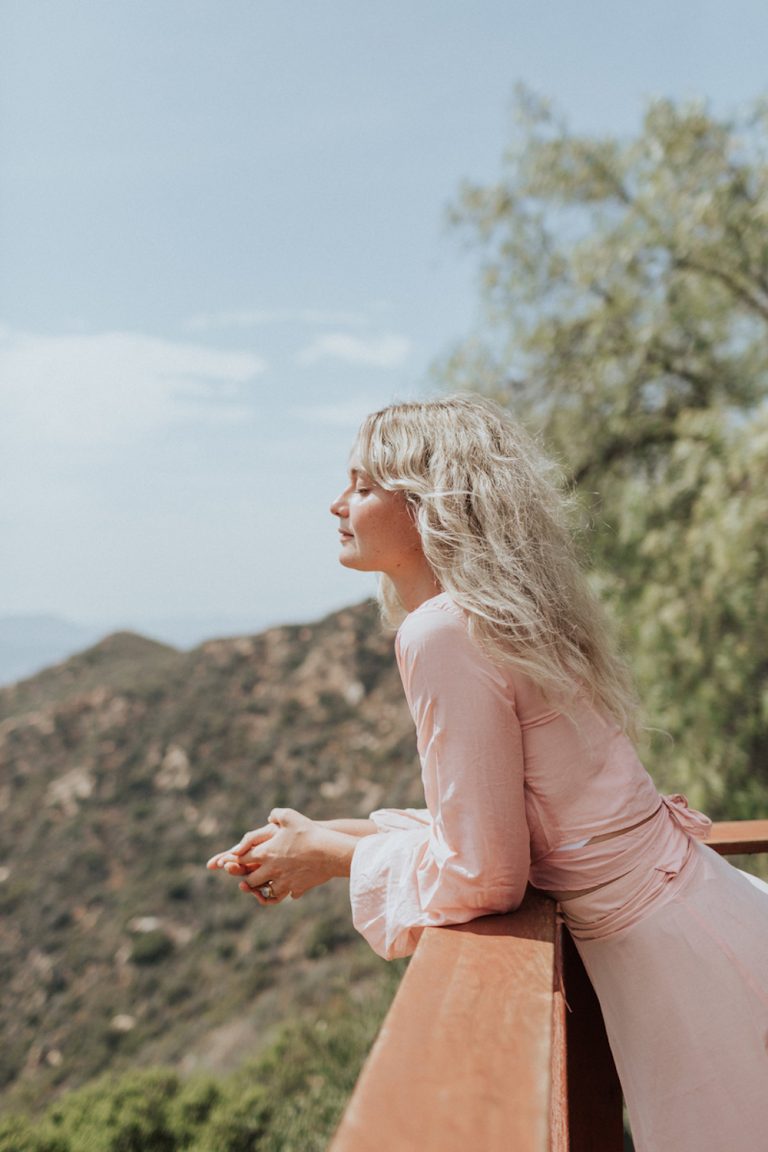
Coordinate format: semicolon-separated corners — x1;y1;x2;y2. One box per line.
208;395;768;1151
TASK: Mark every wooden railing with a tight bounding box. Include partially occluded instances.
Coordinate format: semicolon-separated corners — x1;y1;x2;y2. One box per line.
329;819;768;1152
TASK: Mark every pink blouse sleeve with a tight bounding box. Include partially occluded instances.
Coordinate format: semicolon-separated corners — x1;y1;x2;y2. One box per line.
368;807;431;832
349;601;530;959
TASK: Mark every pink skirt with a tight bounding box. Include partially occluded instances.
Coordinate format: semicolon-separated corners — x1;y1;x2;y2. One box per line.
562;841;768;1151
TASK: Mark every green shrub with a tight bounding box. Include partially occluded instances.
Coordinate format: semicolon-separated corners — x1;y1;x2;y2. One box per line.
188;1082;273;1152
130;931;175;966
45;1068;181;1152
5;976;404;1152
0;1114;51;1152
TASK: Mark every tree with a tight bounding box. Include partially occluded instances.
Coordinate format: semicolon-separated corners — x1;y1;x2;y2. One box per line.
443;91;768;815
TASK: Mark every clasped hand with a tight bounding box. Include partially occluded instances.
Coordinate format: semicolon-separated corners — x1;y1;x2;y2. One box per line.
206;807;353;905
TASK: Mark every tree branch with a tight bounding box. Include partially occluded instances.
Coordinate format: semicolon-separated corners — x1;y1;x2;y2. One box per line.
673;256;768;322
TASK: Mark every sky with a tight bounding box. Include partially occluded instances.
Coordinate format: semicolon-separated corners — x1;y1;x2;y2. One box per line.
2;0;768;645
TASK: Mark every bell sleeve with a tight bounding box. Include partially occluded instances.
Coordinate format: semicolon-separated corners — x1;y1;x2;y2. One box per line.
349;601;530;959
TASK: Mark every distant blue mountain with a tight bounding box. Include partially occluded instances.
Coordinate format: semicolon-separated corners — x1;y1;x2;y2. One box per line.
0;612;275;686
0;614;105;686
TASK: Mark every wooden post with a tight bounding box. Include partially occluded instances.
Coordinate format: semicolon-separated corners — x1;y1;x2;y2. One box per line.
562;930;624;1151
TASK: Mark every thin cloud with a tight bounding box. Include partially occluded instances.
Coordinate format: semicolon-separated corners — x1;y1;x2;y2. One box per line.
185;308;369;332
297;332;411;369
0;328;267;447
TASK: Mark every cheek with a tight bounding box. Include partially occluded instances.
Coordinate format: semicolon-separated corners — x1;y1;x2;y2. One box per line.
354;494;422;560
397;509;422;550
384;503;423;557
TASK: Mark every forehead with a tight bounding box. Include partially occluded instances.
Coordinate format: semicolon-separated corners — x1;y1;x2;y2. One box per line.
346;452;368;477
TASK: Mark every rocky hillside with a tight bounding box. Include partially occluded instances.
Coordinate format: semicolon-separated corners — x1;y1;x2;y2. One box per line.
0;601;420;1113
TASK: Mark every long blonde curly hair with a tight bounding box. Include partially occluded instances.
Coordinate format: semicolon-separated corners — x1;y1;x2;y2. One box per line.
354;394;638;734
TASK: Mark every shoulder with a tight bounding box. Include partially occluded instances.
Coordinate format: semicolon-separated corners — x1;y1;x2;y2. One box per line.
396;594;517;706
396;594;508;684
396;593;468;657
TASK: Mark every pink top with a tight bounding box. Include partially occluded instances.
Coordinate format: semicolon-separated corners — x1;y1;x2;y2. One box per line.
349;593;668;959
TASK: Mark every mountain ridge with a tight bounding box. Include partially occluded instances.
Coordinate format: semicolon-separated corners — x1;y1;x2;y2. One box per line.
0;614;106;688
0;599;418;1113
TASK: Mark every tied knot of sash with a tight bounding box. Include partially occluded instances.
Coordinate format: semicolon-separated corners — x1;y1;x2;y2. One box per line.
662;794;712;841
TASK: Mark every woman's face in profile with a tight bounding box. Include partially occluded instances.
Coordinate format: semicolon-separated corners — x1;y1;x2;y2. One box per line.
330;456;424;577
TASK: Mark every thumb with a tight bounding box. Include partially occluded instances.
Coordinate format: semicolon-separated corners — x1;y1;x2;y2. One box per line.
268;807;295;826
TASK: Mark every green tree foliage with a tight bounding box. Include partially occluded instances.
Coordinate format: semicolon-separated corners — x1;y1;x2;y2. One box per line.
444;90;768;814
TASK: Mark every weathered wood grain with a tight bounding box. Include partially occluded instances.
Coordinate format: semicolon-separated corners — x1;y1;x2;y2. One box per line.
331;888;558;1152
708;819;768;855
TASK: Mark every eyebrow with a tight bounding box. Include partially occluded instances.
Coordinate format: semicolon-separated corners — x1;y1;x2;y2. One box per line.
350;469;380;494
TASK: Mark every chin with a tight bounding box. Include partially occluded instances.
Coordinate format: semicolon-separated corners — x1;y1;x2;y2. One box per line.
339;550;378;573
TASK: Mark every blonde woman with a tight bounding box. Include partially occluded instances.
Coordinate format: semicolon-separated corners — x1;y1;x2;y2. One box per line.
208;395;768;1151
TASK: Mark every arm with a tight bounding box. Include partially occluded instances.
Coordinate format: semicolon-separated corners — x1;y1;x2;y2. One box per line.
316;818;379;837
350;603;531;959
320;812;433;834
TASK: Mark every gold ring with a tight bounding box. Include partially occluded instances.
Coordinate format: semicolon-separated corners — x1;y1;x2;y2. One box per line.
258;882;275;900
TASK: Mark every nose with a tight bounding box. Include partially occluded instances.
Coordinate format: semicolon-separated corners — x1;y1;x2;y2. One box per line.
330;490;347;518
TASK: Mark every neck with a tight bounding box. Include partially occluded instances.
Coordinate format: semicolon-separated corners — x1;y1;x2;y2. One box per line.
389;562;443;613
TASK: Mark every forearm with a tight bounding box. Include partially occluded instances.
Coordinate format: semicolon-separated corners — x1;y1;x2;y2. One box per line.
316;818;379;838
316;828;361;878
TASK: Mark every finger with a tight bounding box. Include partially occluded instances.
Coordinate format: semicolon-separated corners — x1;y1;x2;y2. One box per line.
239;844;270;868
240;879;290;905
209;851;247;872
231;825;275;855
240;861;274;888
206;850;240;870
207;840;252;867
229;845;276;874
245;882;269;905
213;851;239;864
241;867;291;904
